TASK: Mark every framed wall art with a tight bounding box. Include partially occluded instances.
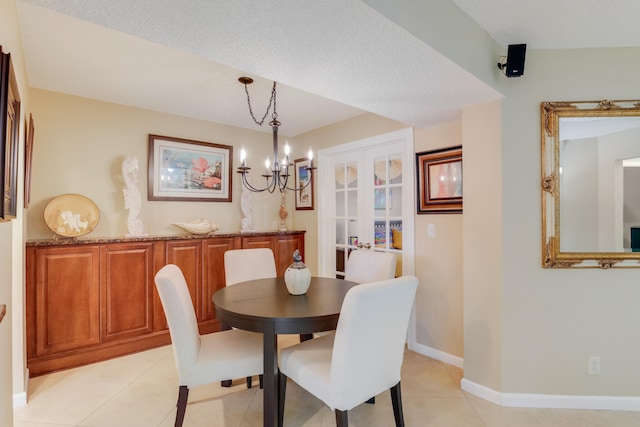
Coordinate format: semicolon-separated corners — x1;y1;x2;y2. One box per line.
24;113;34;208
416;145;462;214
0;46;20;220
294;157;314;210
148;134;233;202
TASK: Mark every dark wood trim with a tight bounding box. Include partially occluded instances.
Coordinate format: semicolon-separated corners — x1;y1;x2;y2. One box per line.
0;304;6;324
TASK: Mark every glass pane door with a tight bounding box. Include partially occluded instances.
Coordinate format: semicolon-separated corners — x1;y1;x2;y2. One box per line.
372;153;403;255
320;128;414;282
334;159;360;278
333;147;405;278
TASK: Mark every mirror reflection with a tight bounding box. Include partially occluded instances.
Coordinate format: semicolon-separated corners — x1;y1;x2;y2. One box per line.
559;116;640;252
542;100;640;268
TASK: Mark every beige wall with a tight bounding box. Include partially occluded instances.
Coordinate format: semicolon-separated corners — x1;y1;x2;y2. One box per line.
498;48;640;396
369;0;640;402
27;89;297;239
295;116;465;359
458;48;640;399
413;124;464;358
462;100;503;391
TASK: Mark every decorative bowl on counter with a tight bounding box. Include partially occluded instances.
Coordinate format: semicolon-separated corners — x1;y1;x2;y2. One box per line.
172;218;219;235
44;194;100;237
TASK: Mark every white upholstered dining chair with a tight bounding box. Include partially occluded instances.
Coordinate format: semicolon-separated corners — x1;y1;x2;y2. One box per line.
224;247;277;285
315;249;397;341
278;275;418;427
344;249;397;284
223;247;276;387
154;264;263;427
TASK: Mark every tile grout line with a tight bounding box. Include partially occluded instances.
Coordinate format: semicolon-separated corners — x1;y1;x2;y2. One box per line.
74;378;134;427
451;365;488;427
238;385;259;427
73;348;173;426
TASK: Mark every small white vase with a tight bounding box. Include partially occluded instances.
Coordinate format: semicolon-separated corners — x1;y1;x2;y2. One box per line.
284;249;311;295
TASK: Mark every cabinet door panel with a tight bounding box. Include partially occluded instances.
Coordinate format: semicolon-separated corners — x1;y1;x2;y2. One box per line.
166;240;202;319
34;246;100;355
203;237;238;321
274;234;305;276
101;243;154;341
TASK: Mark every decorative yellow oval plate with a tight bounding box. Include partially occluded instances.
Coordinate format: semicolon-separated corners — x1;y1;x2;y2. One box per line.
44;194;100;237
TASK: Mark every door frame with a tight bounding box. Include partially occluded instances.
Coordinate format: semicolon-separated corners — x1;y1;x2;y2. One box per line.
317;128;416;341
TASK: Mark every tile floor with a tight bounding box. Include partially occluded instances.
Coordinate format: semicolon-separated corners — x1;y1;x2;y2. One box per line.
13;336;640;427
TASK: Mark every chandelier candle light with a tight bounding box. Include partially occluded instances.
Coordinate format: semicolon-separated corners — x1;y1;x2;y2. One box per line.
236;77;315;193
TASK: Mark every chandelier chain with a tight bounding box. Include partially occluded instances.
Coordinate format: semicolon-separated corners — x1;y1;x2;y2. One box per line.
243;81;278;126
237;77;315;193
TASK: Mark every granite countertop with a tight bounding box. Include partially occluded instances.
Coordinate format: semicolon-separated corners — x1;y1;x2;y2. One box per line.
26;229;306;246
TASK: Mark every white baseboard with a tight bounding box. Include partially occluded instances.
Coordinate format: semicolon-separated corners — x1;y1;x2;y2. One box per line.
461;378;640;411
13;368;29;408
13;391;26;408
408;340;464;369
407;340;640;411
460;378;503;405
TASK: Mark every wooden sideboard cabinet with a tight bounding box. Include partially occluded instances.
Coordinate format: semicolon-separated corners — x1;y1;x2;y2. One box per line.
241;232;305;276
26;231;304;376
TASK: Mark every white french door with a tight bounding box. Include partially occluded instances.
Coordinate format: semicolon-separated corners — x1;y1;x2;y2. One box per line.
317;128;414;279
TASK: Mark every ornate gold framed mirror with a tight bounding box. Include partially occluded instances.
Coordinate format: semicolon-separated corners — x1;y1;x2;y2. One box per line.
542;100;640;268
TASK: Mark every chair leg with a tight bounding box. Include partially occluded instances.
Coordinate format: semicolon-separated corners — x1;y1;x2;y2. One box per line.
335;409;349;427
390;381;405;427
278;370;287;427
246;376;253;388
220;324;233;388
175;385;189;427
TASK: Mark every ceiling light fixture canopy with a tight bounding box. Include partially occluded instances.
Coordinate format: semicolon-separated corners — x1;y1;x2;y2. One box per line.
237;77;315;193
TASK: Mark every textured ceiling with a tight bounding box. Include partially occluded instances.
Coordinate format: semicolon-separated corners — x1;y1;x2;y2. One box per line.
453;0;640;49
15;0;640;137
15;0;501;136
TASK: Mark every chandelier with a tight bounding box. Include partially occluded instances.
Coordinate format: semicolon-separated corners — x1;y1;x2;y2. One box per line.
236;77;315;193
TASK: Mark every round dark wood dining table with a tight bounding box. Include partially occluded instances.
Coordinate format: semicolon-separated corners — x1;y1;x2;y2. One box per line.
213;276;357;427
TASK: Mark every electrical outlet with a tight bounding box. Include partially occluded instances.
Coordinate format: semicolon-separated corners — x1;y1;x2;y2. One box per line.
588;356;601;375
